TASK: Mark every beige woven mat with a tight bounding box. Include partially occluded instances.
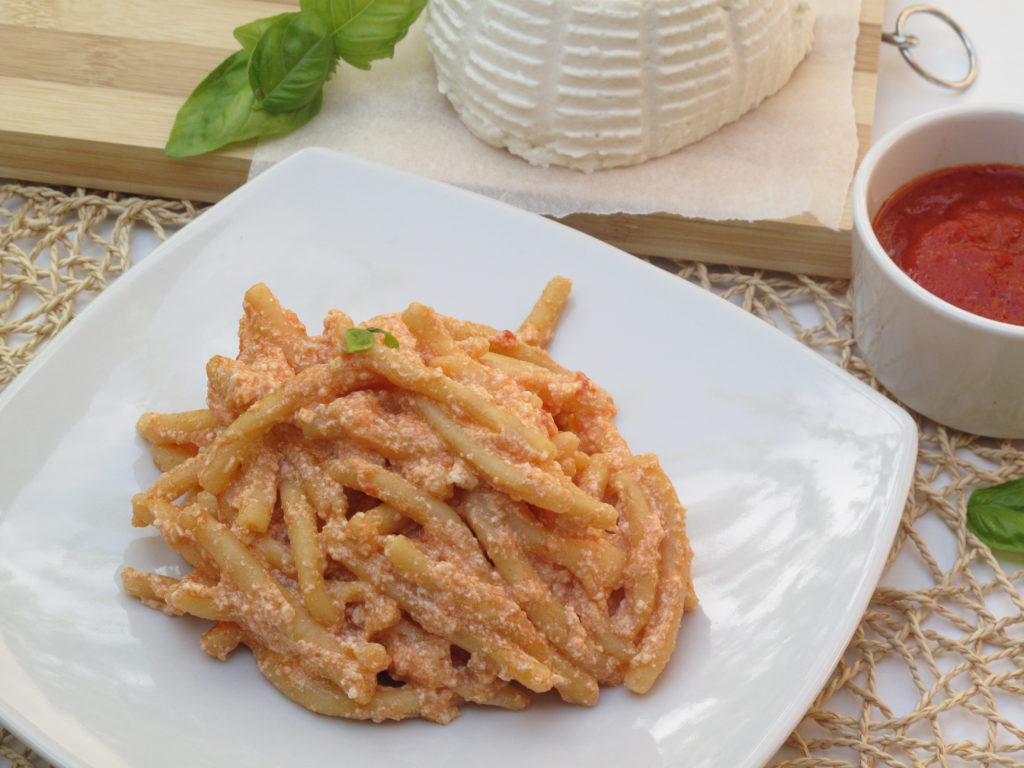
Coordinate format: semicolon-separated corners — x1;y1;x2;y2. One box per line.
1;182;1022;768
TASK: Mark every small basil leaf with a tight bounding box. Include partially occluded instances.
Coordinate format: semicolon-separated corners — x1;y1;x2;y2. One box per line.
301;0;428;70
345;328;376;353
366;327;400;348
165;49;323;158
966;477;1024;552
234;12;298;52
249;12;335;114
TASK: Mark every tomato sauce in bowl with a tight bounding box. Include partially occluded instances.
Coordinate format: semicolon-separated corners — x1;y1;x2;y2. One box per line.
872;164;1024;325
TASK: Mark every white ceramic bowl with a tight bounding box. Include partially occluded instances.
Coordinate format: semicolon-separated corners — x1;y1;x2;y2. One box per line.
851;103;1024;438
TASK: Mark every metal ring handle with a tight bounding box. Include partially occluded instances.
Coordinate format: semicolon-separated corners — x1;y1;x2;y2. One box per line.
882;5;978;90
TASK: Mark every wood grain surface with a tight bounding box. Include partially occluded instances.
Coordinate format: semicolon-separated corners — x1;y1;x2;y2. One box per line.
0;0;881;276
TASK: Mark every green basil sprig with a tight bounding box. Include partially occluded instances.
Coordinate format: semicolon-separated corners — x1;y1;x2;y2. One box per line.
344;327;400;353
966;477;1024;553
165;0;427;158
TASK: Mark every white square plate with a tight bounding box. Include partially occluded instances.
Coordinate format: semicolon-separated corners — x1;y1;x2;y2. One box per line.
0;149;916;768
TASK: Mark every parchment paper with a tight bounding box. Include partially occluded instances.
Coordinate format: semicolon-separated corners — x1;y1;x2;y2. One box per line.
249;0;861;230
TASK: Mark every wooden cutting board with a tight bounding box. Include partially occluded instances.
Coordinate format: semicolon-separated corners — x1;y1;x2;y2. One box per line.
0;0;883;277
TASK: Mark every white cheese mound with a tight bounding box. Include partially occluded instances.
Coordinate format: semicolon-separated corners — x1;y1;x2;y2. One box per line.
425;0;815;172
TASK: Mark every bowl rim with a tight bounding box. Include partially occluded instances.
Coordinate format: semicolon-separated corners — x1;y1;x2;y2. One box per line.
852;101;1024;340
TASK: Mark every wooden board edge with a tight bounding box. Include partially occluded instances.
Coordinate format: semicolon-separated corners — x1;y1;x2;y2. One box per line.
0;130;250;202
556;212;852;278
854;0;884;158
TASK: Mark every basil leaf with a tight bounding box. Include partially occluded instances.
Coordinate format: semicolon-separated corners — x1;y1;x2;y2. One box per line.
249;12;336;114
966;477;1024;552
345;328;376;352
234;12;297;52
344;327;400;352
301;0;428;70
366;327;400;348
165;49;323;158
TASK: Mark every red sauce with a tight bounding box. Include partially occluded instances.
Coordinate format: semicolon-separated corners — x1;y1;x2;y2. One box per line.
872;164;1024;325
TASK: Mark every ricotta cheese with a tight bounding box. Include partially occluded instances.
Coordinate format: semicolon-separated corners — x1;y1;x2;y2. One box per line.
425;0;815;171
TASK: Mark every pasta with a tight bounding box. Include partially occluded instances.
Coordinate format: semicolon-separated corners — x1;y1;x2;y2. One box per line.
122;278;697;723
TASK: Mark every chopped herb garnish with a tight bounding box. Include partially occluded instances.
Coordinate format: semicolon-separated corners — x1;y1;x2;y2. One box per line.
344;327;399;353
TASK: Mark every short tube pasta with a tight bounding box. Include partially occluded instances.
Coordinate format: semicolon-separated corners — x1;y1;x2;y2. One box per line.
121;278;696;724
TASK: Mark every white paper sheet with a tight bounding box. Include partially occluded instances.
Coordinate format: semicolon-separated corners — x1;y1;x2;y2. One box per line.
250;0;861;230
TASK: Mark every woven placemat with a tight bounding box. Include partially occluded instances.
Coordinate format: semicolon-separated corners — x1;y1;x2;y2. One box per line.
2;182;1022;768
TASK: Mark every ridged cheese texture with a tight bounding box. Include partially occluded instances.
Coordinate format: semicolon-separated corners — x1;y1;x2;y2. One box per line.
425;0;815;171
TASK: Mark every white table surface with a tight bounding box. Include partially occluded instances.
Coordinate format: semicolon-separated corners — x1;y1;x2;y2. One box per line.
873;0;1023;137
2;2;1022;766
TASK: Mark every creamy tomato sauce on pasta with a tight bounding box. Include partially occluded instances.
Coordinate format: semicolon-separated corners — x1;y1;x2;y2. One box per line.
122;280;696;723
